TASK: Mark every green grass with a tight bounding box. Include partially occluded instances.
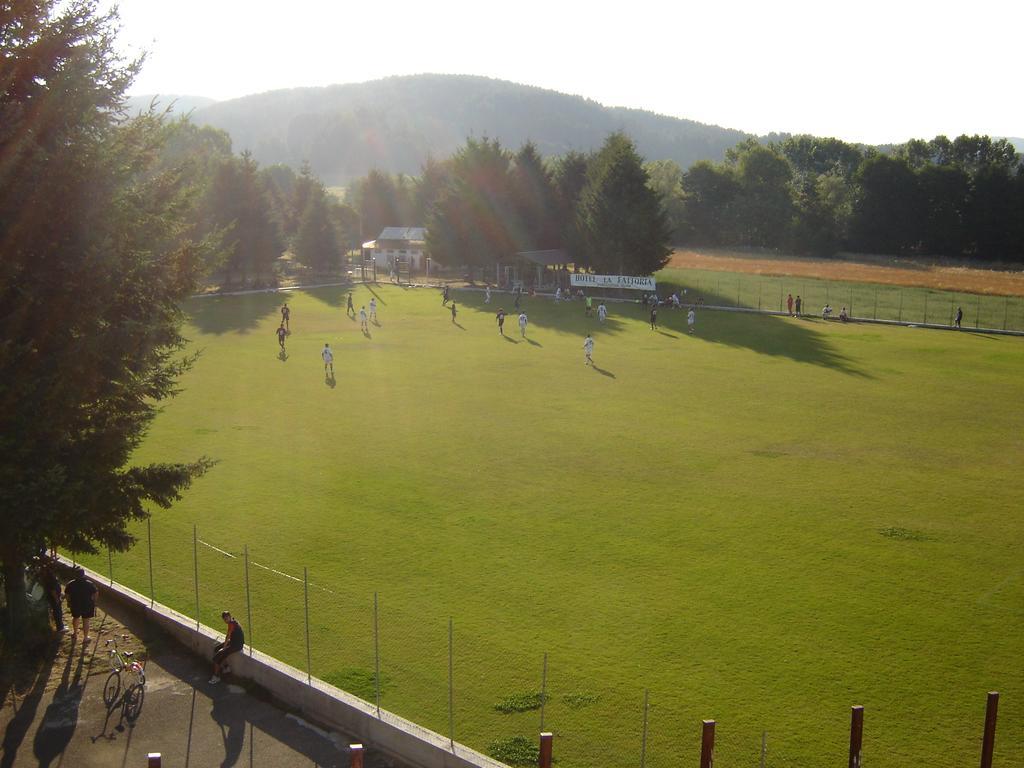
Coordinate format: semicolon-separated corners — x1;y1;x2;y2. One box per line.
78;280;1024;767
658;266;1024;330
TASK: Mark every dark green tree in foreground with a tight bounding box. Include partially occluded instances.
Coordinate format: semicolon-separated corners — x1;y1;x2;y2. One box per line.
0;1;212;638
577;133;671;275
294;185;341;272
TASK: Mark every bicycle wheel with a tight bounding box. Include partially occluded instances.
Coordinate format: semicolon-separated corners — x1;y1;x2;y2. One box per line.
103;671;121;708
123;683;145;723
129;661;146;688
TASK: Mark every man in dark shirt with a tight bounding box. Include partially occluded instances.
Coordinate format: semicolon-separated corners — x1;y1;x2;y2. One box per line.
209;610;245;684
65;567;97;641
40;559;65;633
496;308;505;336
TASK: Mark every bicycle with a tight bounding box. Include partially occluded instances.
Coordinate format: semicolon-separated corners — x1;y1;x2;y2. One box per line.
102;634;146;722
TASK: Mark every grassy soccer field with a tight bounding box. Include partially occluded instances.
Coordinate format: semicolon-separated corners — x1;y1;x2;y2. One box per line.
79;280;1024;767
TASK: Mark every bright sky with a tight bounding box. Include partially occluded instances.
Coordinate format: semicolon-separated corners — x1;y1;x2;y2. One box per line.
107;0;1022;146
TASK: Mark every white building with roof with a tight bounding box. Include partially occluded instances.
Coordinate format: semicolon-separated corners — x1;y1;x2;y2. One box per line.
362;227;427;271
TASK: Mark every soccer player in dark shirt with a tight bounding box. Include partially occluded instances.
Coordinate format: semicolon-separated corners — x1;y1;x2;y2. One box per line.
496;308;506;335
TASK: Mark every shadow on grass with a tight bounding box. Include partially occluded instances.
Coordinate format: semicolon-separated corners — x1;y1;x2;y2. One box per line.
452;322;466;331
186;292;282;336
525;337;542;347
592;365;615;378
501;334;519;344
277;349;288;362
325;373;336;388
300;285;349;309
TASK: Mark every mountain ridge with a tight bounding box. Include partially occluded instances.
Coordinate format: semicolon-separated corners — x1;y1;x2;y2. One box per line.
171;74;752;184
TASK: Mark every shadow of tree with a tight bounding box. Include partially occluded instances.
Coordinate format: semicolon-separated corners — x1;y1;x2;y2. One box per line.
458;285;869;376
186;293;282;336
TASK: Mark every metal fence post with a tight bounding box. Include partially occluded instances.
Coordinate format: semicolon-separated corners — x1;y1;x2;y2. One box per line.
849;705;864;768
193;524;199;629
980;691;999;768
448;616;454;750
147;518;154;607
736;279;740;308
374;592;381;717
700;720;715;768
640;689;649;768
874;289;878;320
539;652;548;732
244;545;252;656
107;547;113;586
1003;297;1009;330
304;567;311;685
898;290;903;322
849;287;854;317
975;294;981;328
779;284;783;312
924;292;929;324
539;732;553;768
949;296;955;326
758;282;762;311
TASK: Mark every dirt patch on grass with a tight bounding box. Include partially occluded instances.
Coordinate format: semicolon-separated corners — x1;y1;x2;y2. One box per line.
669;249;1024;297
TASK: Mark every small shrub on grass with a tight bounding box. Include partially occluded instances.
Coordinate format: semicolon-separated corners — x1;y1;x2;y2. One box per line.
493;690;547;713
562;691;599;709
323;667;388;701
879;527;930;542
488;736;540;765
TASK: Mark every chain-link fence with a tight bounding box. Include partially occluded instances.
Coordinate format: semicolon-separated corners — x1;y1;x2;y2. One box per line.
72;527;1016;768
655;269;1024;332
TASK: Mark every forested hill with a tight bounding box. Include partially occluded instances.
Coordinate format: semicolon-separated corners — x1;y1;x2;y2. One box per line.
183;74;751;184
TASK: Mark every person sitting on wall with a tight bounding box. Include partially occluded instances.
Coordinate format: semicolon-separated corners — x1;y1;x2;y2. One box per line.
839;306;849;322
209;610;245;684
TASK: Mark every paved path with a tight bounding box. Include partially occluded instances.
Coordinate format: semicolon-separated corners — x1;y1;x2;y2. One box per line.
1;594;409;768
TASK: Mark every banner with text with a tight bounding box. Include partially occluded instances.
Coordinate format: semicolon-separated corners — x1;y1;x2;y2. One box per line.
570;274;656;291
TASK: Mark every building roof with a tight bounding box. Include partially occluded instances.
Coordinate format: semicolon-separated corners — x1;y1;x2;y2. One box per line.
377;227;426;242
515;249;568;266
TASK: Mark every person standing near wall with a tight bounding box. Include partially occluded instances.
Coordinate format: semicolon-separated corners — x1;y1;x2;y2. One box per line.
65;566;97;642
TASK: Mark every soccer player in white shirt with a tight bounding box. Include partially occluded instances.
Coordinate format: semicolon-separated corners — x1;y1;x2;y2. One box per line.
518;311;528;337
597;302;607;323
369;298;377;322
582;333;594;365
687;309;696;334
322;343;334;374
359;306;368;331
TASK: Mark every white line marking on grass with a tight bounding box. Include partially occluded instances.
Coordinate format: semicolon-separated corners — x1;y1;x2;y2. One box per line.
197;539;236;558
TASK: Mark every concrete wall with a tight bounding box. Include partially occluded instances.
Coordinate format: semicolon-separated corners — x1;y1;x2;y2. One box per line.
71;562;508;768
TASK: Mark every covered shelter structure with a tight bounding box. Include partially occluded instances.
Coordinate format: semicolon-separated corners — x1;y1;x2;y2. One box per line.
496;249;571;291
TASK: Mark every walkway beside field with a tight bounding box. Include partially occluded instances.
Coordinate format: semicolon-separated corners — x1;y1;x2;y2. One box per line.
0;593;408;768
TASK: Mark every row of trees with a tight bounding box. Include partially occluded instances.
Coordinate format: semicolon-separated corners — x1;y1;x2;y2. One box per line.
667;135;1024;260
160;122;360;284
348;135;672;277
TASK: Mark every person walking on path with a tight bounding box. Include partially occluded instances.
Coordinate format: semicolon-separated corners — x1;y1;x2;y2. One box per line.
276;324;287;351
955;306;963;328
65;567;97;642
518;311;528;337
322;343;334;375
496;308;506;335
346;292;355;318
583;333;594;365
795;295;802;317
41;559;65;633
209;611;245;684
281;302;290;331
